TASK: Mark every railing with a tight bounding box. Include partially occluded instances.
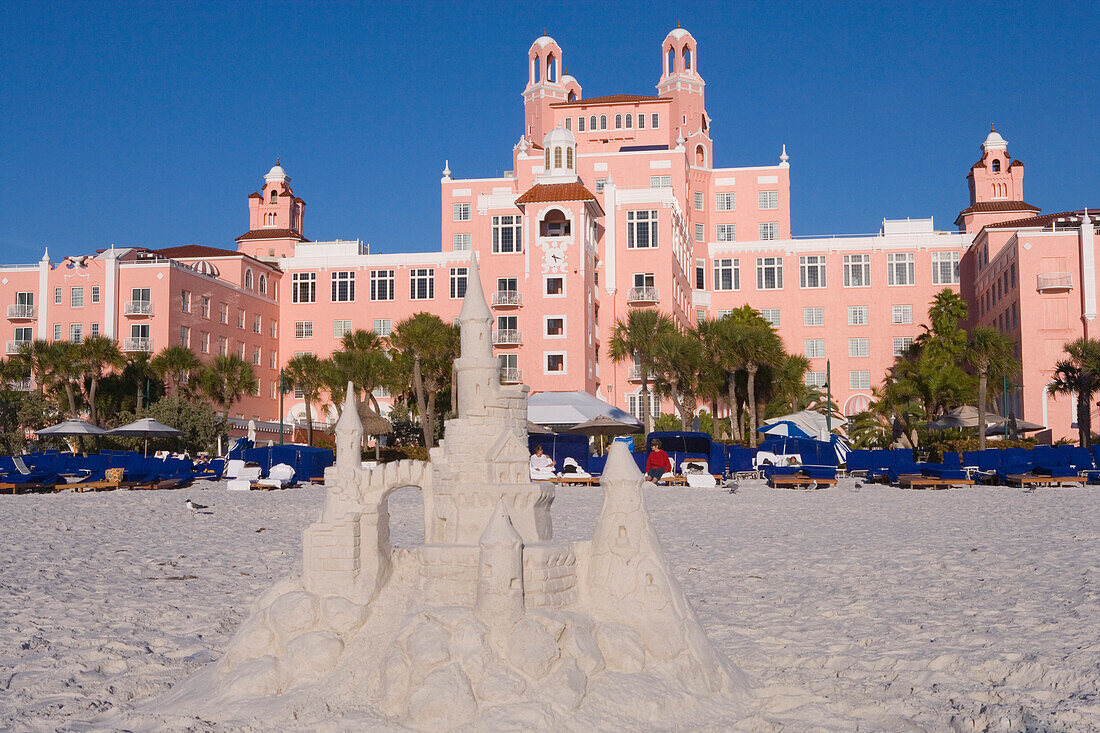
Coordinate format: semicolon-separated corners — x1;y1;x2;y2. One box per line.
124;300;154;316
6;341;29;355
1036;272;1073;292
8;378;33;391
491;291;523;308
628;366;659;382
6;304;36;319
499;367;522;384
493;329;523;346
626;286;660;304
123;337;153;352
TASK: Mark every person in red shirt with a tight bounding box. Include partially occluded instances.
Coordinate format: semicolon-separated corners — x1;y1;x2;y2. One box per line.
644;439;672;483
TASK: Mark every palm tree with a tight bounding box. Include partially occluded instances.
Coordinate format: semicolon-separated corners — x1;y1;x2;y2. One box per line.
729;308;784;447
692;318;730;439
80;336;125;425
1049;337;1100;448
47;341;85;418
608;309;676;436
284;353;327;447
121;351;157;413
967;327;1019;449
650;328;701;429
196;354;258;421
326;329;392;414
151;344;202;399
388;314;459;448
17;339;53;395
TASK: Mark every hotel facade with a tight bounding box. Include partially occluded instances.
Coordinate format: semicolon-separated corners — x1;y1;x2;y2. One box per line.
2;28;1095;441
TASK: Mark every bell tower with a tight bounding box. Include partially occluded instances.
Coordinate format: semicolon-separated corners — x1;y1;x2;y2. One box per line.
523;34;568;145
657;25;709;158
238;159;308;259
956;127;1037;233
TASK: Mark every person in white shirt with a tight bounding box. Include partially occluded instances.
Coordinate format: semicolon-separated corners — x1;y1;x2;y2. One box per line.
529;444;556;480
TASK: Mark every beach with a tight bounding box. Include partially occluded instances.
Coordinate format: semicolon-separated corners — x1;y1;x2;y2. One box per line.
1;479;1097;731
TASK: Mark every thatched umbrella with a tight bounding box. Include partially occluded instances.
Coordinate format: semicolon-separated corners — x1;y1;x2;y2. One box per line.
357;402;392;460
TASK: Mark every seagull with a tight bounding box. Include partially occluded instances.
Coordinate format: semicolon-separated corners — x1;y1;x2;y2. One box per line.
807;479;818;490
185;499;209;516
724;478;739;494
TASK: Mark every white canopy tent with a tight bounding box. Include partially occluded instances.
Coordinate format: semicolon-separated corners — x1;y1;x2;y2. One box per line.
527;391;642;432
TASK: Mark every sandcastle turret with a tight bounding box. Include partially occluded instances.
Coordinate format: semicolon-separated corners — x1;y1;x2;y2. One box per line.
454;252;498;418
475;498;525;628
334;381;363;473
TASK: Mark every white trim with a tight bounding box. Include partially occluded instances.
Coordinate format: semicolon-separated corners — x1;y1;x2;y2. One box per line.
543;314;566;340
543;273;566;298
544;350;567;375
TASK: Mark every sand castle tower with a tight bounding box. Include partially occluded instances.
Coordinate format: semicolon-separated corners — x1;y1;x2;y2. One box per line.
165;250;751;729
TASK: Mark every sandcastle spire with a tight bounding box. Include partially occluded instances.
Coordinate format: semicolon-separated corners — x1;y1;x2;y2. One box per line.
334;381;362;471
475;498;525;628
458;251;492;323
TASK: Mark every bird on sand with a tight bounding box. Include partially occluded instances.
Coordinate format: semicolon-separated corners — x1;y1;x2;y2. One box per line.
185;499;209;516
807;479;818;490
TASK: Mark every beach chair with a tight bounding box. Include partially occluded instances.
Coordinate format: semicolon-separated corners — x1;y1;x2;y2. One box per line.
680;459;717;488
764;464;836;489
227;465;262;491
256;463;296;490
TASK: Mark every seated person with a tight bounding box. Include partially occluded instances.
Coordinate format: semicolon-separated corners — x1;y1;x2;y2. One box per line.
529;444;557;480
644;439;672;483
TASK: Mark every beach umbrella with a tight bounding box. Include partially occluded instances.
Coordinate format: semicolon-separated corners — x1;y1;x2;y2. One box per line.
527;421;553;435
984;416;1043;437
564;414;641;454
108;418;182;457
765;409;844;440
35;419;109;436
757;420;812;439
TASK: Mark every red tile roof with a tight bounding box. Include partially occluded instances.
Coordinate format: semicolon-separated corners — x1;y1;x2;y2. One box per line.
515;182;599;205
235;228;309;242
956;200;1039;216
985;208;1098;230
157;244;245;259
551;94;667;107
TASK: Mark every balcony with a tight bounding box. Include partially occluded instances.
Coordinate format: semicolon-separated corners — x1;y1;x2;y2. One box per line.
626;286;660;305
124;300;154;316
1036;272;1073;292
491;290;523;308
8;378;32;392
499;367;523;384
628;365;659;382
123;337;153;352
493;329;523;346
6;340;30;355
7;304;36;320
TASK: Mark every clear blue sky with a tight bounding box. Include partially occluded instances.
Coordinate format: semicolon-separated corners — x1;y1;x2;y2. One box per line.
2;1;1097;262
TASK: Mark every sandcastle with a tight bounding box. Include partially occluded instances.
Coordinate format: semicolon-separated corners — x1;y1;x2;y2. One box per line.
171;255;751;729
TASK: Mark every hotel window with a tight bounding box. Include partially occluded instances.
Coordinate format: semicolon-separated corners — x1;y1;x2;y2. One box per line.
805;371;827;388
270;351;277;368
452;203;471;221
760;308;780;328
758;190;779;209
650;175;671;188
218;303;228;324
628;391;660;421
931;251;960;285
849;337;869;357
625;114;633;128
887;252;916;286
715;192;734;211
492;215;522;253
253;315;261;333
372;318;392;337
270;320;277;338
716;224;736;242
695;223;704;242
201;296;210;318
804;339;825;359
803;307;825;327
294;321;313;339
633;273;655;290
850;370;871;390
594;178;607;193
545;277;563;296
452;233;471;251
292;273;316;303
799;255;827;288
70;324;83;343
370;270;395;301
577;116;585;132
637;113;645;129
218;337;227;356
545;317;565;337
244;269;253;290
564;117;571;131
695;259;706;290
614;114;622;129
90;323;99;337
599;115;607;129
331;271;355;302
545;353;566;373
54;287;62;304
756;257;783;290
843;254;871;287
199;332;209;353
259;274;267;294
651;113;659;128
554;147;562;168
237;310;245;329
589;115;597;130
270;383;277;400
694;191;704;210
53;323;61;340
893;337;914;356
180;326;190;347
449;267;468;299
252;348;261;366
713;258;739;291
71;287;84;308
892;305;913;324
626;210;658;248
90;286;100;304
180;290;190;312
759;222;779;240
848;306;869;325
410;268;434;300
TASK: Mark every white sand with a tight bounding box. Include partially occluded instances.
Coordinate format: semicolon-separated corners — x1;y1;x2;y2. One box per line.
1;479;1098;731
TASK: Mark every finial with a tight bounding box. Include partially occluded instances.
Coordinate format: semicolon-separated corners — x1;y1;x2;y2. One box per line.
543;28;547;36
442;159;451;178
677;21;681;28
779;144;789;166
276;156;280;166
990;123;995;133
41;247;50;262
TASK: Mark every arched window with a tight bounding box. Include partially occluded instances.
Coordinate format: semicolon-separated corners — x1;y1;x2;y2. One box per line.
614;114;622;129
554;147;563;168
566;147;573;170
244;269;254;289
625;114;633;129
599;115;607;130
545;147;551;169
992;159;1001;172
547;53;556;82
667;47;675;75
578;116;586;132
696;145;706;166
259;273;267;294
683;47;692;70
270;190;277;204
568;91;576;102
589;115;597;130
533;56;541;83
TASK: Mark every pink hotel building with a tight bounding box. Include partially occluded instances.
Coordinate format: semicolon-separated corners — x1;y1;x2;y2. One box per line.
2;28;1096;441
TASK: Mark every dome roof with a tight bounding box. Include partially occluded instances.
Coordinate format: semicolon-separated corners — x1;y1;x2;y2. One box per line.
532;34;558;49
982;127;1007;151
192;260;220;277
665;26;693;42
264;159;289;183
542;125;576;149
